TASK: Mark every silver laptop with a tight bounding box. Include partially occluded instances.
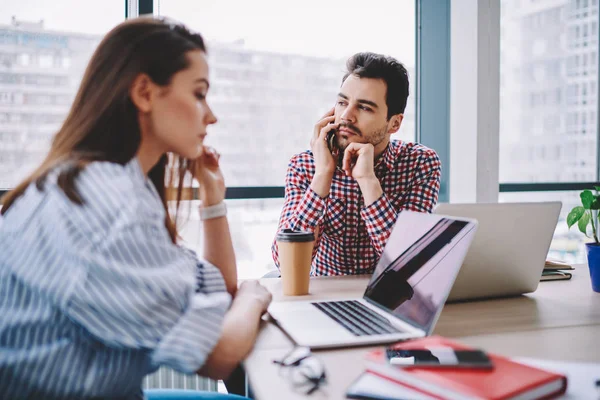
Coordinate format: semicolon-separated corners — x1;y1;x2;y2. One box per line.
434;202;562;302
268;211;478;349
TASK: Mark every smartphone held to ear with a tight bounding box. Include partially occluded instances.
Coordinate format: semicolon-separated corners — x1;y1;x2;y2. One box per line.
326;128;338;154
386;347;494;369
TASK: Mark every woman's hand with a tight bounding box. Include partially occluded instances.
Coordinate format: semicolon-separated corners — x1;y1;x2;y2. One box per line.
190;146;225;206
235;280;272;314
198;280;273;380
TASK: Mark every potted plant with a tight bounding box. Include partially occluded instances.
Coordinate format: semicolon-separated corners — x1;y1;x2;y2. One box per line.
567;188;600;293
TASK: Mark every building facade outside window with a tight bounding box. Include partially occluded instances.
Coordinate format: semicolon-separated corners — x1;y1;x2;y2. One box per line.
500;0;599;263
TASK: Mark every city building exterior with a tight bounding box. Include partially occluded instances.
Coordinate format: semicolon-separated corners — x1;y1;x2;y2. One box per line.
0;17;415;190
0;17;99;188
500;0;597;184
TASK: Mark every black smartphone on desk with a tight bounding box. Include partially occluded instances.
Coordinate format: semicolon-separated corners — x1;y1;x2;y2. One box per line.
386;348;494;369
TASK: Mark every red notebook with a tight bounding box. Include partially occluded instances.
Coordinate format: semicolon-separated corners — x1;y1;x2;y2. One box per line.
365;336;567;400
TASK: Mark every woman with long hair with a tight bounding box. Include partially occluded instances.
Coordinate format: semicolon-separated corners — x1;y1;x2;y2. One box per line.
0;17;271;400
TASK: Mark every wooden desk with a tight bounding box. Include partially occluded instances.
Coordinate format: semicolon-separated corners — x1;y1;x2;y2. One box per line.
245;266;600;400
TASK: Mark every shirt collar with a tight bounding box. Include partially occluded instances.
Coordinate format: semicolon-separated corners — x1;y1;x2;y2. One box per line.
125;157;147;184
125;157;161;197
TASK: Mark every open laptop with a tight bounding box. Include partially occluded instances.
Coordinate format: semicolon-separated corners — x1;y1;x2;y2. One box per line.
268;211;478;349
434;202;562;302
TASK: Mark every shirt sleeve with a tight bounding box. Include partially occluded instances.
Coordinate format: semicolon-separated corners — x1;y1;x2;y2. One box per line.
63;204;231;374
359;148;442;257
181;247;228;294
401;148;442;213
360;193;399;256
271;155;327;268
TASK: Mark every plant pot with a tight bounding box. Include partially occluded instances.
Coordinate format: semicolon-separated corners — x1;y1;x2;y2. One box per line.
585;243;600;293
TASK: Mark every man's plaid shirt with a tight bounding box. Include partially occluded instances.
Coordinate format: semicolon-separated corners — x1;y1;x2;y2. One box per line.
271;140;442;276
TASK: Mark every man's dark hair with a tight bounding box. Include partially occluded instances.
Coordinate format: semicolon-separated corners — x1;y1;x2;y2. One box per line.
342;52;409;119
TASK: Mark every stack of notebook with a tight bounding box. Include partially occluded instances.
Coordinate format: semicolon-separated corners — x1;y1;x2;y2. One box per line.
347;336;568;400
541;258;574;281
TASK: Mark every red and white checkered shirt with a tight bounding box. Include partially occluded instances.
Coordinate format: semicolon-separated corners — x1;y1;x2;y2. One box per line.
272;140;442;276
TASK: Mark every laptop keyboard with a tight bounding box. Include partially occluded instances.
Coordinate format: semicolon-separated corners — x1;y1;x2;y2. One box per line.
311;300;402;336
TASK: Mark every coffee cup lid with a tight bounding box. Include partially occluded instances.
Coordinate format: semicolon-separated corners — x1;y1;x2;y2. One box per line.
276;229;315;242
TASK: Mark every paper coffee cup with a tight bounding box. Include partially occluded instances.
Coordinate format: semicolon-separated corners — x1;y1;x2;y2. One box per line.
276;229;315;296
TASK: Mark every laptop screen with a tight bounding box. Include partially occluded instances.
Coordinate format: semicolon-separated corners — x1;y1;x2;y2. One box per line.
363;212;475;334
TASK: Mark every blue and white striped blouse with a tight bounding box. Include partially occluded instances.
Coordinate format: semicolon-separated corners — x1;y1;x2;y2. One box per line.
0;158;232;400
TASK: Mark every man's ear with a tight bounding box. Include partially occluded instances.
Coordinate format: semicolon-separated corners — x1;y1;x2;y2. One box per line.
387;114;404;134
129;73;155;113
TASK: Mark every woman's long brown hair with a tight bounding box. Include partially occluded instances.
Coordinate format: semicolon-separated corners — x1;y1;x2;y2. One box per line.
1;18;205;243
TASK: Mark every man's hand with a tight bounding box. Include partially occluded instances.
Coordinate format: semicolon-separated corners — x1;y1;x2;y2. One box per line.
342;143;383;206
342;143;376;181
310;108;339;197
310;108;339;176
190;146;226;206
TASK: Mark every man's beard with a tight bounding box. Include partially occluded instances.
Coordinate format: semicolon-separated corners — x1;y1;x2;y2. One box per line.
337;123;388;152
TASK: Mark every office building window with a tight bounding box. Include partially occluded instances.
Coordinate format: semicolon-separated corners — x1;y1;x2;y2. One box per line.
61;56;71;69
500;0;599;183
38;54;53;68
0;92;12;105
0;1;124;189
17;53;30;66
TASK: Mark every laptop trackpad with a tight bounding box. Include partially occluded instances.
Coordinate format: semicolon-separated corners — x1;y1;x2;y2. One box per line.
270;303;356;340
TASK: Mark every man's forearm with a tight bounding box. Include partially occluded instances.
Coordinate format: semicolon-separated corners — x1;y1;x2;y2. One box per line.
357;177;384;206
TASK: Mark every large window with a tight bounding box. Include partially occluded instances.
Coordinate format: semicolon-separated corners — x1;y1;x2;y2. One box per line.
499;0;599;263
158;0;416;187
159;0;417;277
0;0;124;188
499;0;598;183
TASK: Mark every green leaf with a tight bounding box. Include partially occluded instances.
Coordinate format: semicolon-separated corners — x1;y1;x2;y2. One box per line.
595;186;600;192
581;190;594;209
592;198;600;210
567;206;585;228
578;212;590;236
